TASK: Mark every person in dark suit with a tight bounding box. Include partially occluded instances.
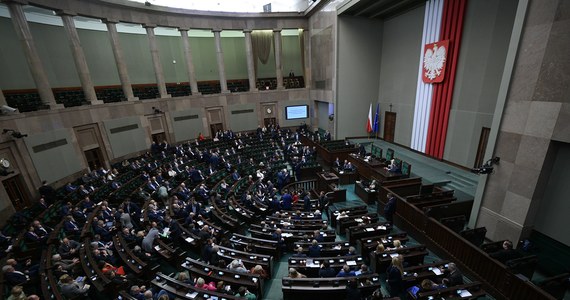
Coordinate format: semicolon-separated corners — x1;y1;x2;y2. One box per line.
386;256;404;297
384;193;397;226
336;264;356;277
24;226;45;244
59;274;89;298
318;261;336;277
3;265;29;286
442;262;464;287
312;230;324;243
58;237;81;259
358;144;366;156
272;228;286;253
281;190;292;211
63;215;81;236
345;279;362;300
308;240;321;257
490;240;520;264
303;193;311;212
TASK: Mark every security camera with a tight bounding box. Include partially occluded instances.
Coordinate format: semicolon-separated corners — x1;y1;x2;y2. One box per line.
1;105;17;113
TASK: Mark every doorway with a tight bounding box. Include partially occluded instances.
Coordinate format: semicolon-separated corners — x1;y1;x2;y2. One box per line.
152;132;167;145
264;118;276;127
210;123;224;136
383;112;397;143
84;148;105;171
3;175;30;210
474;127;491;168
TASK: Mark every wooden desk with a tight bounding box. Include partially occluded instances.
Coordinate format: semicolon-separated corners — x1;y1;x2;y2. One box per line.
356;232;410;259
183;258;263;298
288;255;364;278
354;182;378;204
328;205;368;228
348;154;402;182
345;222;391;244
336;213;379;234
317;172;339;192
282;273;381;300
369;245;428;273
331;168;358;185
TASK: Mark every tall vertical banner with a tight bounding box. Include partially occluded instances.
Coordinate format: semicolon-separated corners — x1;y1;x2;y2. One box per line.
373;103;380;137
411;0;466;159
366;103;373;133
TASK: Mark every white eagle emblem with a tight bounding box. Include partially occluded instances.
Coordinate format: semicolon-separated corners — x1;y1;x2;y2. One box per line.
423;44;446;80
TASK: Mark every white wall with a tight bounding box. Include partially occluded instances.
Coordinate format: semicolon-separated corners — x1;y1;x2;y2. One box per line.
336;16;383;138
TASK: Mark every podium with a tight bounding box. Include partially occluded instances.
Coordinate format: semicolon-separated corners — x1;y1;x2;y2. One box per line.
317;172;346;203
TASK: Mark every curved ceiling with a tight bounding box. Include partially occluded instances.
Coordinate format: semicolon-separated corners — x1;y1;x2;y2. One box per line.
127;0;310;13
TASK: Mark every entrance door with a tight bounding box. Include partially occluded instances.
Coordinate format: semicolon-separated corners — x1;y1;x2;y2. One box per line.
152;132;167;145
84;148;105;171
474;127;491;168
383;112;397;143
210;123;224;136
3;175;30;210
264;117;276;127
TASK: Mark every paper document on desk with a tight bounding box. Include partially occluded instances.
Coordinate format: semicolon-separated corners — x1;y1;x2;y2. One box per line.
389;253;399;258
185;237;195;243
365;227;374;232
355;218;363;223
282;233;293;238
432;268;442;275
185;292;198;299
346;260;357;266
460;290;472;297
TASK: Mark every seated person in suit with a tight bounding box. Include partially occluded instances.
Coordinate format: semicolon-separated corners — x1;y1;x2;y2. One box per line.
343;161;355;172
358;144;367;156
58;237;81;259
333;157;342;170
2;264;30;286
308;240;321;257
386;159;401;173
490;240;520;264
336;264;356;277
442;262;464;287
294;246;307;257
420;279;446;292
319;261;337;277
59;274;89;298
288;268;307;278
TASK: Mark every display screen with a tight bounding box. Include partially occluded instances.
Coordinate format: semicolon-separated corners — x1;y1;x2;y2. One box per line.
285;105;308;120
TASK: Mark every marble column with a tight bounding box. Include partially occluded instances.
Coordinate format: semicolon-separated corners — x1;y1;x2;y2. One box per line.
104;19;137;101
0;90;7;107
243;29;258;92
273;29;284;89
178;28;200;95
5;1;61;109
303;29;311;89
144;24;170;98
58;11;102;105
212;29;229;93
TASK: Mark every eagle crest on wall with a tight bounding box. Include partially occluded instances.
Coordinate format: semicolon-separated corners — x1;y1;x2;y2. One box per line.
422;40;449;83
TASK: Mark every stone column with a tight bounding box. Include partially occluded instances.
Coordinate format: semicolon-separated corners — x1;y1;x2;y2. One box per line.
0;90;7;107
273;28;284;89
58;11;102;105
5;0;61;109
103;19;137;101
243;29;258;92
178;28;200;95
144;24;170;98
303;29;311;89
212;29;229;93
